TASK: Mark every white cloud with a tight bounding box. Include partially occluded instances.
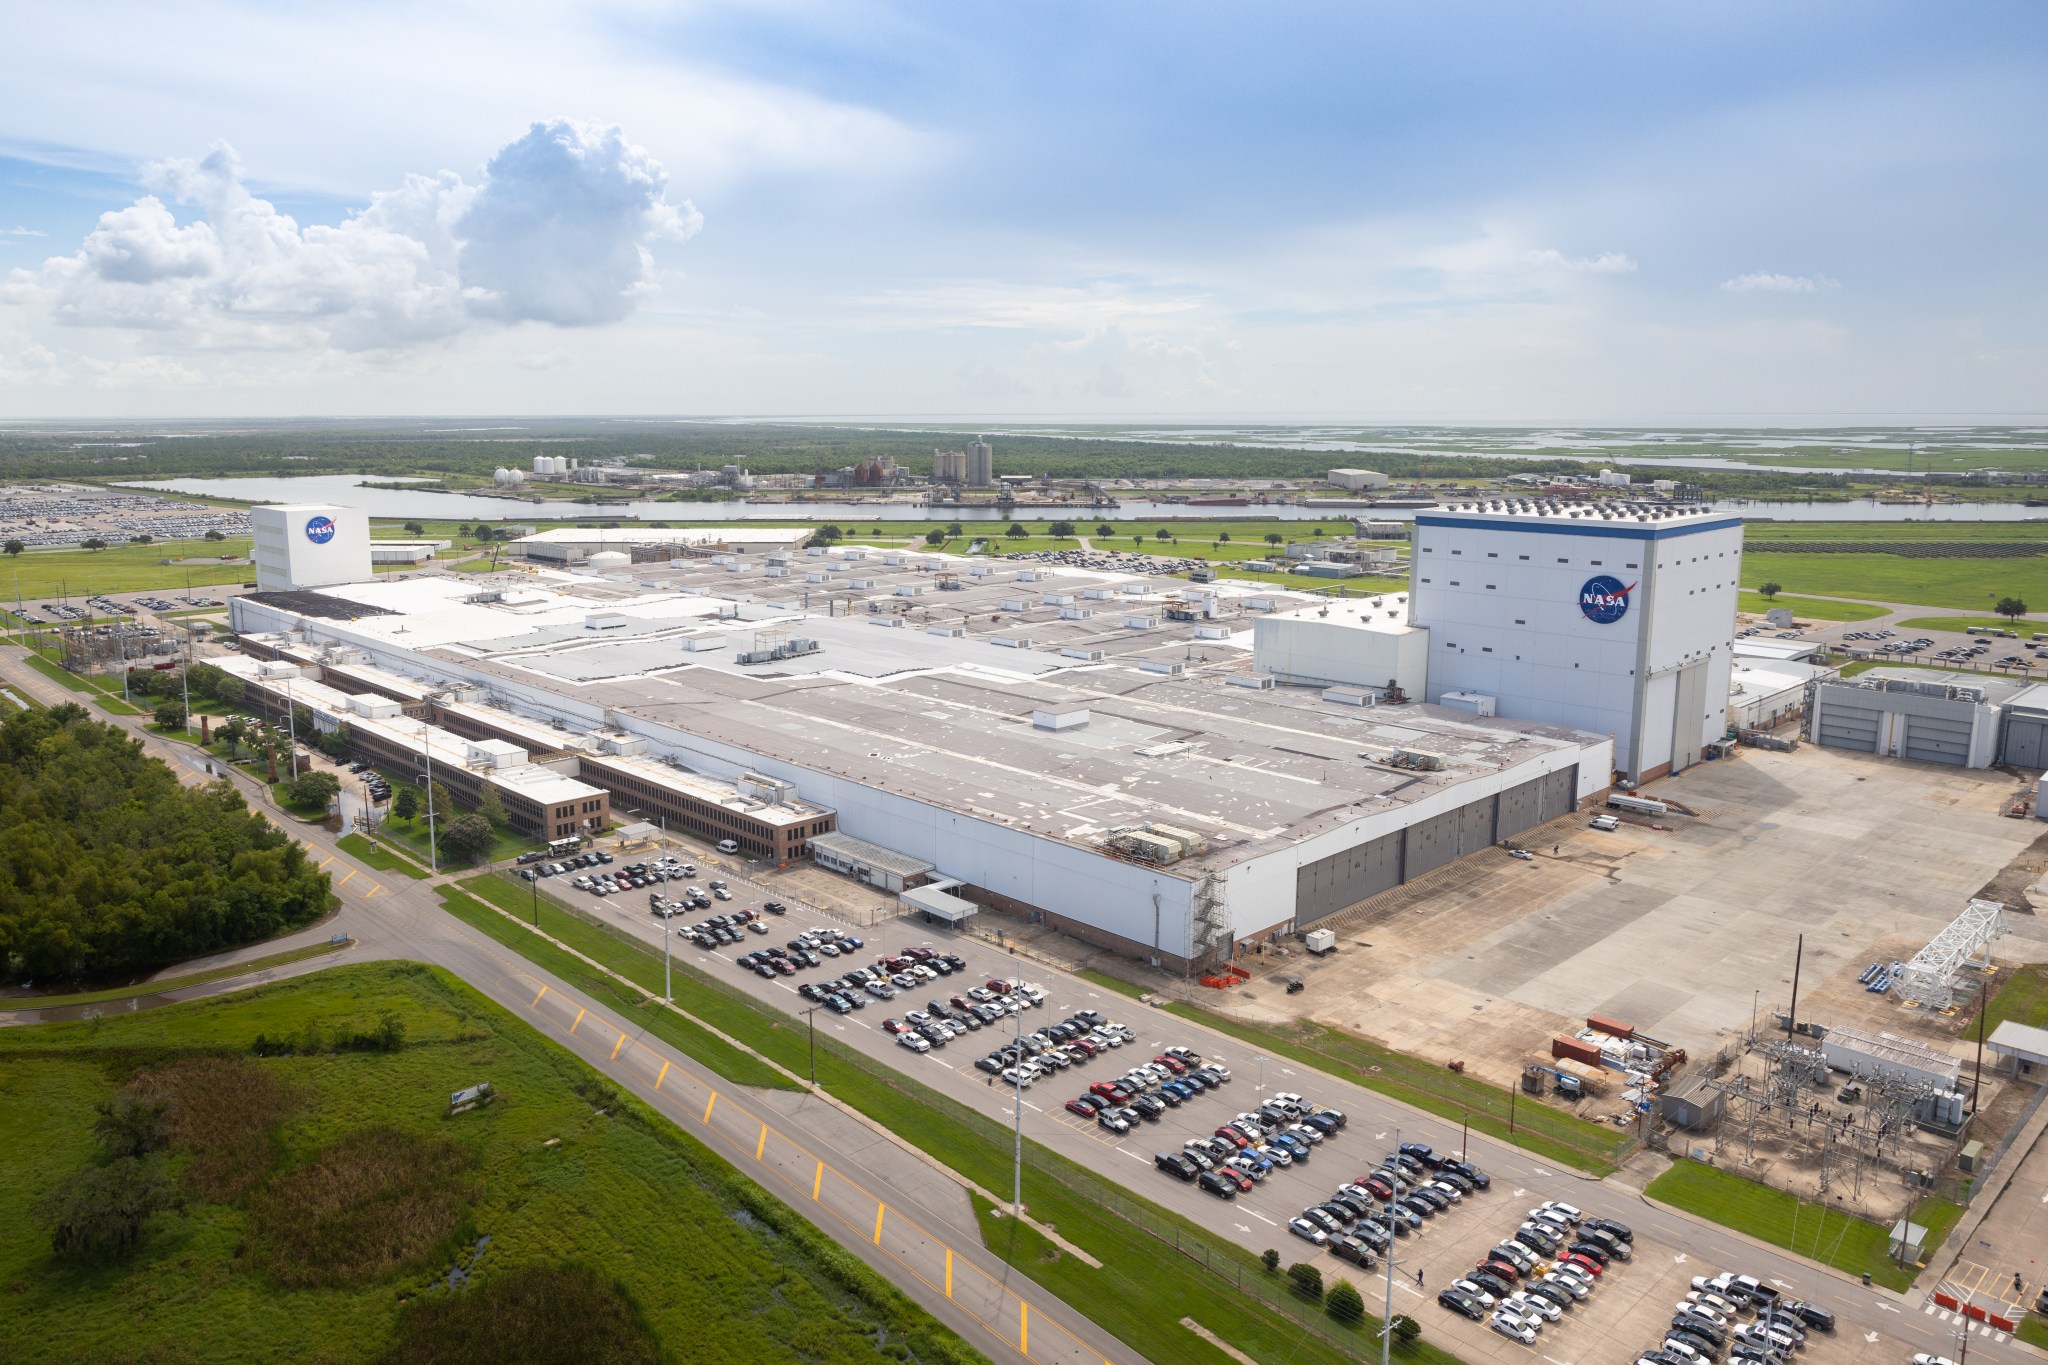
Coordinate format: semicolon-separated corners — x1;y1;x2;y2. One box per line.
1524;248;1638;273
1720;271;1838;293
4;227;49;237
3;120;695;350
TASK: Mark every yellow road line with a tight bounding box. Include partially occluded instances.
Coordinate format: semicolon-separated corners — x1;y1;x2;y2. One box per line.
318;855;335;868
530;985;548;1008
1020;1302;1028;1355
756;1123;768;1160
813;1161;824;1200
336;869;356;887
655;1060;670;1091
873;1203;885;1245
570;1007;586;1034
363;881;383;898
946;1247;953;1298
610;1032;629;1061
703;1092;716;1123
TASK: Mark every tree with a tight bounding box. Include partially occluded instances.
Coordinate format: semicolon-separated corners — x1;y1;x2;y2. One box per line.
1325;1278;1364;1325
3;539;22;556
945;522;964;538
1264;532;1284;547
1218;532;1231;544
1313;526;1325;537
393;785;420;821
403;521;425;536
93;1094;172;1159
1287;1262;1324;1301
216;675;245;706
37;1155;184;1260
924;528;947;546
316;723;352;760
130;534;153;545
203;529;226;541
441;812;496;863
1757;581;1783;601
1261;1248;1280;1273
1049;520;1075;538
289;770;340;809
814;524;843;544
81;537;108;551
154;700;187;731
1095;523;1112;538
427;780;453;826
1389;1314;1420;1347
1997;596;2029;623
476;781;509;829
1154;527;1171;541
1006;523;1027;539
218;716;248;757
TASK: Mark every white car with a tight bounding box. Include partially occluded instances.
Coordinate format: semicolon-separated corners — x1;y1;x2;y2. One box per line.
1534;1200;1582;1223
897;1033;931;1053
1488;1313;1537;1345
1674;1302;1728;1329
1256;1144;1293;1168
1686;1290;1740;1318
1507;1292;1559;1323
1272;1091;1306;1107
1450;1278;1496;1307
1911;1356;1959;1365
1424;1179;1463;1203
1541;1272;1589;1301
1287;1217;1327;1246
999;1067;1033;1088
1658;1340;1704;1364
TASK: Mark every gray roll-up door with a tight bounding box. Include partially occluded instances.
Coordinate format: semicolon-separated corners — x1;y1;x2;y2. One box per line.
1457;797;1496;854
1670;661;1709;773
1496;777;1544;840
1538;767;1577;822
1903;713;1972;765
2005;716;2048;769
1294;831;1405;923
1404;808;1463;878
1816;700;1881;753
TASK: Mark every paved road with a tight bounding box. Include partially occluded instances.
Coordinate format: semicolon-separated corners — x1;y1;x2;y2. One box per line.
7;647;2038;1363
0;648;1136;1365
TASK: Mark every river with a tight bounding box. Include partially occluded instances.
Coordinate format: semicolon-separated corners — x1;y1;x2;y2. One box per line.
119;475;2048;524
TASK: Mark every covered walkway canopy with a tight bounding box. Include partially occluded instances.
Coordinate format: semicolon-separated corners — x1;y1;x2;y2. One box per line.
901;882;978;926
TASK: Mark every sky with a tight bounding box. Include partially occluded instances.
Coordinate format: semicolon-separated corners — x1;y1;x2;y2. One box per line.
0;1;2044;423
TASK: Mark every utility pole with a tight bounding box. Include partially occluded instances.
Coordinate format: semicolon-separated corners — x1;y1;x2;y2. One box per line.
179;627;191;735
1972;988;1989;1113
1382;1125;1398;1365
801;1006;820;1084
1013;987;1025;1221
284;675;299;779
1787;933;1804;1041
530;869;540;927
420;731;440;873
663;919;672;1003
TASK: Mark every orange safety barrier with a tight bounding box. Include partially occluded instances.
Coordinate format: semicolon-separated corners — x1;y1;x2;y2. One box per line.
1963;1303;1987;1321
1934;1292;1960;1310
1991;1314;2017;1333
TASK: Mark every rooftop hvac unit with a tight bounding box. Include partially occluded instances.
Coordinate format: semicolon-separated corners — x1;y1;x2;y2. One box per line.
1017;570;1041;581
1059;607;1093;620
1123;614;1159;629
999;597;1031;612
1146;821;1210;855
894;583;925;596
1107;830;1183;864
969;564;994;576
1084;587;1114;599
1138;660;1185;676
764;567;789;578
1226;673;1276;690
991;636;1029;649
1042;593;1075;606
599;734;648;756
805;546;827;557
883;554;909;565
1119;582;1148;595
926;625;966;638
1246;597;1278;611
680;635;727;652
1194;625;1230;640
1059;647;1106;662
806;572;828;583
1033;706;1091;730
1388;747;1447;771
1440;690;1497;717
849;578;876;589
869;616;904;628
1322;686;1375;707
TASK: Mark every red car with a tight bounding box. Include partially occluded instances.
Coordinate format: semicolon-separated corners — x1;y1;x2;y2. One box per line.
881;1018;908;1034
1153;1055;1187;1073
1071;1038;1100;1056
1213;1127;1249;1148
1362;1176;1395;1200
1479;1259;1522;1283
985;979;1014;994
1216;1166;1253;1192
1089;1081;1130;1102
1559;1252;1603;1277
1065;1097;1101;1118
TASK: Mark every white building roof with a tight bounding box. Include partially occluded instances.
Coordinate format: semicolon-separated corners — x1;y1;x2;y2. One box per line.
513;526;811;549
1987;1020;2048;1063
1733;639;1823;663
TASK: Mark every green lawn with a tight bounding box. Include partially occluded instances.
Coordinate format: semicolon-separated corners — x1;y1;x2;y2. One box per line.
1897;615;2046;634
1744;520;2048;542
0;962;987;1365
1741;552;2048;613
1739;592;1886;621
1161;1002;1625;1175
454;874;1448;1365
0;939;350;1011
335;832;432;879
2018;1315;2048;1350
1645;1159;1961;1290
375;810;538;868
1074;968;1149;1000
20;653;94;693
1969;962;2048;1033
1;538;255;598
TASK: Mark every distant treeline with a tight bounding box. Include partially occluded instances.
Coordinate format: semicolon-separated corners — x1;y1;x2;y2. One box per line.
0;421;1856;498
0;705;331;982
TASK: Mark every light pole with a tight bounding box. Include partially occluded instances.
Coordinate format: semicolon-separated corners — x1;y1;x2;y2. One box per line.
283;675;299;779
1011;988;1025;1221
663;918;673;1002
419;727;439;873
1382;1124;1399;1365
801;1006;821;1084
531;869;540;927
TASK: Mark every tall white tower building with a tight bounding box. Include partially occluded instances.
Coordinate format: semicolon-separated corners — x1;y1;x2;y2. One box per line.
1408;500;1743;784
251;503;371;592
966;436;994;487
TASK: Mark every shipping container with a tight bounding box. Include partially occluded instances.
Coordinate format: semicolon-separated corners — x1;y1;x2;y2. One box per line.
1586;1014;1635;1040
1551;1035;1604;1067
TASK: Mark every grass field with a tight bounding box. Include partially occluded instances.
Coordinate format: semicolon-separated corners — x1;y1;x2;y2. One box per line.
1;539;255;599
0;962;987;1365
1743;520;2048;542
455;873;1451;1365
335;832;432;879
1645;1159;1961;1291
0;939;350;1011
1969;962;2048;1034
374;808;538;868
1737;592;1886;621
1897;615;2046;634
1741;552;2048;613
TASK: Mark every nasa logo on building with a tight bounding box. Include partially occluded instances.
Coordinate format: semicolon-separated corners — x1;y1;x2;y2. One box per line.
304;515;338;545
1578;574;1634;625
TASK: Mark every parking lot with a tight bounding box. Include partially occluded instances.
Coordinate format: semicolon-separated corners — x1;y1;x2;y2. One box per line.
519;854;1999;1361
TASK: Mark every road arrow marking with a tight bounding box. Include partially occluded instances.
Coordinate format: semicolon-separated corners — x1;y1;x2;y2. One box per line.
1235;1223;1252;1234
1863;1331;1880;1344
1673;1254;1689;1264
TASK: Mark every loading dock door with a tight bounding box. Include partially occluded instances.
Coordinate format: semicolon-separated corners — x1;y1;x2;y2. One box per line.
1670;661;1709;774
1496;777;1544;841
1456;797;1496;854
1815;699;1882;753
1537;766;1577;822
1404;808;1463;878
2006;715;2048;769
1294;831;1403;923
1902;713;1973;766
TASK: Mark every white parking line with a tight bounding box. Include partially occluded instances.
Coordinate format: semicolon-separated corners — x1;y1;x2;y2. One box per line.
1247;1210;1277;1226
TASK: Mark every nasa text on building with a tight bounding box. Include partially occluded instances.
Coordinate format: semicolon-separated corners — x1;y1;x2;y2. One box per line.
1408;500;1743;784
252;503;371;593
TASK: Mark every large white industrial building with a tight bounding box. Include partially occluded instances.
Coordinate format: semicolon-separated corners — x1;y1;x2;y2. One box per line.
252;503;370;592
229;508;1617;969
1409;502;1744;784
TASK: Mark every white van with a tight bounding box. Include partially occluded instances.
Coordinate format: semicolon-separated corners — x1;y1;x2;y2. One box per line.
1589;814;1619;832
716;839;740;854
